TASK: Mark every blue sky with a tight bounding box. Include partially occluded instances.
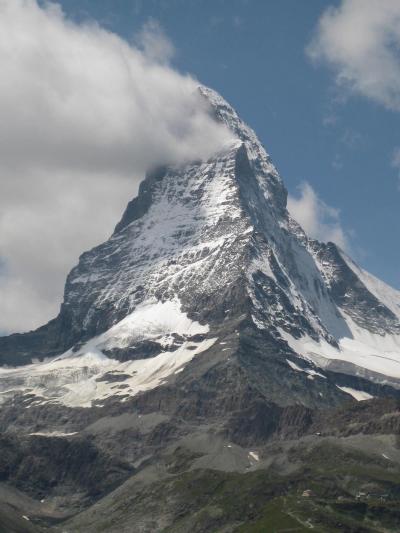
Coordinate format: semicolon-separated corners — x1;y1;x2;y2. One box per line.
0;0;399;334
57;0;400;288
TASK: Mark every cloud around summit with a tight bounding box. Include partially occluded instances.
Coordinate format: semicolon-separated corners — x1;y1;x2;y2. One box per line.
0;0;232;333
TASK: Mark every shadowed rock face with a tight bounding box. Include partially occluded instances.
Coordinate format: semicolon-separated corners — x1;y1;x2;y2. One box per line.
0;86;399;531
309;240;400;335
0;433;132;501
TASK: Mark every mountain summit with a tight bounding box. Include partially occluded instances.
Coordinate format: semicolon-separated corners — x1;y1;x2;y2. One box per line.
1;87;400;532
1;85;399;399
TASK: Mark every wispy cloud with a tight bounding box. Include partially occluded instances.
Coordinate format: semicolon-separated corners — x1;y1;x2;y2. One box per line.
307;0;400;111
232;15;243;29
392;147;400;187
322;113;338;128
135;18;175;63
287;182;350;251
0;0;232;334
341;129;363;149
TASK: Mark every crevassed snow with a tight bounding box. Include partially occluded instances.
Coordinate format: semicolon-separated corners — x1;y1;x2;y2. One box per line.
0;299;216;408
336;386;373;401
59;338;217;408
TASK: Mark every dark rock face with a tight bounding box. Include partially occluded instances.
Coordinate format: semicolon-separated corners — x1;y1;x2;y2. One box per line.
0;317;67;366
113;165;168;234
310;240;400;335
224;401;313;447
0;433;132;503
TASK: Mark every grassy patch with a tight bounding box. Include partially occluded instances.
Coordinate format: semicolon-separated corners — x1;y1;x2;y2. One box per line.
236;497;310;532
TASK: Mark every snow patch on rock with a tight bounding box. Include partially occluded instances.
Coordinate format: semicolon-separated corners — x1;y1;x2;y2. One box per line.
0;299;216;408
336;386;374;401
281;315;400;381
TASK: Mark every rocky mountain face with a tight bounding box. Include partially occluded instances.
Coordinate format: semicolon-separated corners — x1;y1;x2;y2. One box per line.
1;87;400;532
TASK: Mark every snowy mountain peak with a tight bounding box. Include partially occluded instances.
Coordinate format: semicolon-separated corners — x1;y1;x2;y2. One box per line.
0;85;400;408
198;85;287;213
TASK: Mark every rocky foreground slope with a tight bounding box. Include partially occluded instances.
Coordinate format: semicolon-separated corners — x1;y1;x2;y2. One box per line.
0;87;400;532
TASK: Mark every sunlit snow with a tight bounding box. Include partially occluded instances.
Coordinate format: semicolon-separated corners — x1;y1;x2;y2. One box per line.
0;299;216;408
335;386;373;401
281;312;400;380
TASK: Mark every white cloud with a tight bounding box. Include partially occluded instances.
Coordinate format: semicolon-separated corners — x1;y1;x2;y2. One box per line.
287;182;349;250
135;18;175;63
392;147;400;186
0;0;232;334
392;147;400;166
308;0;400;111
